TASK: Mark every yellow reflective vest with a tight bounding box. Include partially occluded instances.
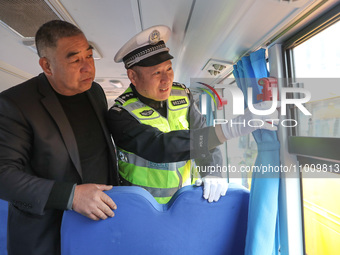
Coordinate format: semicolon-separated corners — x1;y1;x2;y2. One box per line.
115;84;193;204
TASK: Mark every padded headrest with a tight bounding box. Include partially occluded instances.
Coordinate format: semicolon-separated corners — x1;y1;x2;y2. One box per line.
61;184;249;255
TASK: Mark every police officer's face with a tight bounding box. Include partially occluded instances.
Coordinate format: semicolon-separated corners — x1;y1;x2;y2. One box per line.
128;60;174;101
39;34;95;96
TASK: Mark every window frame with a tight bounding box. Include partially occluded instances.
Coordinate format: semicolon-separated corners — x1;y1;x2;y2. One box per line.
282;3;340;253
283;2;340;167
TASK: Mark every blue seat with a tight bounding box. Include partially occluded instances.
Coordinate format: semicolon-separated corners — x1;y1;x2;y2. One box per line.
0;199;8;255
61;183;249;255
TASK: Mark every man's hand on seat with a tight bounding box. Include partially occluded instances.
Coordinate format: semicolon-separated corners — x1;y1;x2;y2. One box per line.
195;177;228;202
72;184;117;220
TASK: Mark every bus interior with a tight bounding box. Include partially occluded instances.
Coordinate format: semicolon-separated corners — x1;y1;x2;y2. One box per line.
0;0;340;254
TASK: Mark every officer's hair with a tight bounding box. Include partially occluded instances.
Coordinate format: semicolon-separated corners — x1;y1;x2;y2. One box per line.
130;65;143;77
130;65;140;72
35;20;84;57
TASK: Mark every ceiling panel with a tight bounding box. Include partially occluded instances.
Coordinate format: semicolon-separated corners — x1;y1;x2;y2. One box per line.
174;0;317;86
0;0;336;98
174;0;253;85
0;23;41;76
138;0;194;74
0;60;33;91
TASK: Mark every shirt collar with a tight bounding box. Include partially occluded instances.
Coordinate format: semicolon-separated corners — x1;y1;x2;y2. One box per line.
130;84;167;110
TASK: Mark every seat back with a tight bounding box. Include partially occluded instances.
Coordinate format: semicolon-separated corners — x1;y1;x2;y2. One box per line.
61;183;249;255
0;199;8;255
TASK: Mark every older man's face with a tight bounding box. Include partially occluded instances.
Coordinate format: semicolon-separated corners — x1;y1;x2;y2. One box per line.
41;34;95;96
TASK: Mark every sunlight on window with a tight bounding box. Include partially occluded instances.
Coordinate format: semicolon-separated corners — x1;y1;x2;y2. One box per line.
293;21;340;138
294;20;340;102
294;21;340;79
294;20;340;255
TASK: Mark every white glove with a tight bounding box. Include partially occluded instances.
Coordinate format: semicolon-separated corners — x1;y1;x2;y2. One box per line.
221;101;279;140
195;177;228;203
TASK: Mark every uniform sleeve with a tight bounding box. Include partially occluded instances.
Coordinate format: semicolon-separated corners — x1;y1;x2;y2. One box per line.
107;107;189;163
107;92;224;168
187;93;224;177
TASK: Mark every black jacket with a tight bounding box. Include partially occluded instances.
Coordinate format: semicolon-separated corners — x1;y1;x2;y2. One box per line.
0;73;119;255
107;83;223;176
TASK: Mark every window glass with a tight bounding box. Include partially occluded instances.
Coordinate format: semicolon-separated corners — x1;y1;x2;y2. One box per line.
294;21;340;79
302;173;340;255
296;96;340;138
293;20;340;138
219;81;255;190
227;134;256;189
292;20;340;254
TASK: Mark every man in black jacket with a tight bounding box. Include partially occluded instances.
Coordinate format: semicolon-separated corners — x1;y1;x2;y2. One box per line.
0;20;119;255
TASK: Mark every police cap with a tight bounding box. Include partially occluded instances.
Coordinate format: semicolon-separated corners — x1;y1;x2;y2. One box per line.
114;25;173;69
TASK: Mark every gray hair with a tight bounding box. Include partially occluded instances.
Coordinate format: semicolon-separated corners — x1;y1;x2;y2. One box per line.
35;20;84;57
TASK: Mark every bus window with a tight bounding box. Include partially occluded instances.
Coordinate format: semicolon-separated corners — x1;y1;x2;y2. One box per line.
293;20;340;138
227;131;257;189
290;17;340;255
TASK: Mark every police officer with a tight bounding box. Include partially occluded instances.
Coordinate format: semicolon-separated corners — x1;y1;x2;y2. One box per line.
107;25;277;204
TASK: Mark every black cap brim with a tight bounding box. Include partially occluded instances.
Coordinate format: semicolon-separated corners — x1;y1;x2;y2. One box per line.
127;51;173;69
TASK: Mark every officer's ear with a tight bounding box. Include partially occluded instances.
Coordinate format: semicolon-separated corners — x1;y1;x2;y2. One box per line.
127;68;138;86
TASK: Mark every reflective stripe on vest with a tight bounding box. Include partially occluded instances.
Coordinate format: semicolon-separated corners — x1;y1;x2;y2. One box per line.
116;85;192;204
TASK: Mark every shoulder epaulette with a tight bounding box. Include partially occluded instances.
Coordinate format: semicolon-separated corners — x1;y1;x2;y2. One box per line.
114;91;136;105
173;82;187;89
110;106;123;112
173;82;190;96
